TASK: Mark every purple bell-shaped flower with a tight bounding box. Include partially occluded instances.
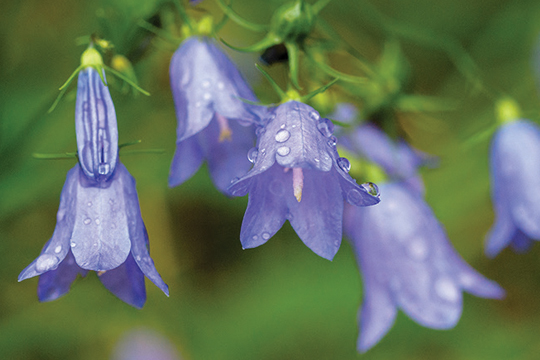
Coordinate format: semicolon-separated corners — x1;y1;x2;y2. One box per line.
19;50;168;308
485;119;540;256
169;37;261;194
229;101;380;260
345;182;504;352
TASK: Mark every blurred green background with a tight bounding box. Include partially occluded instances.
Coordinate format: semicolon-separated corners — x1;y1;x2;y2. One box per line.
2;0;540;359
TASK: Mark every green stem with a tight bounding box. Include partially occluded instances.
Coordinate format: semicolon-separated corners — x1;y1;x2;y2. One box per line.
214;0;268;32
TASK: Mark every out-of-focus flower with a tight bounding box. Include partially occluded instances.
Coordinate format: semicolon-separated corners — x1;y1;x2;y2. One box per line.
111;328;181;360
229;101;380;260
340;123;432;195
18;163;169;308
169;37;260;194
485;119;540;256
345;182;505;352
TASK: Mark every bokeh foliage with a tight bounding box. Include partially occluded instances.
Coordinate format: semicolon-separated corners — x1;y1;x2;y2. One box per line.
2;0;540;359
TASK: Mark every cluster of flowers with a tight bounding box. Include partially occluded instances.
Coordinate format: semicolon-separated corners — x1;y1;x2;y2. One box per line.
20;0;539;353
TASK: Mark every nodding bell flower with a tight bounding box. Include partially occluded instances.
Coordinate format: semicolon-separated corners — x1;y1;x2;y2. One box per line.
169;36;261;194
19;164;169;308
19;46;168;308
485;118;540;256
344;182;505;352
229;101;380;260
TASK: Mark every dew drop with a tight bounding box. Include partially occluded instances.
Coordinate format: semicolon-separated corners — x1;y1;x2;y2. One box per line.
203;92;211;101
262;232;270;240
70;242;76;248
337;157;351;173
276;146;290;156
435;278;459;302
309;111;320;122
327;136;337;147
275;129;291;143
84;218;91;225
317;121;332;138
362;182;380;197
136;256;141;261
252;235;259;241
201;79;211;88
98;163;110;175
87;202;92;207
54;245;62;254
314;158;320;163
260;148;266;154
280;124;286;129
95;218;101;225
35;254;59;272
269;180;284;196
247;147;259;163
217;81;225;90
408;240;428;260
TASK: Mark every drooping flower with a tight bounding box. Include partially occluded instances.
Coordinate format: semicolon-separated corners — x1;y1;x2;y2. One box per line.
485;119;540;256
19;47;168;308
229;101;380;260
19;163;169;308
344;182;505;352
169;36;261;194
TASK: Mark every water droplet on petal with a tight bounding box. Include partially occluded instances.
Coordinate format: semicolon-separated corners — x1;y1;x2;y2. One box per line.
87;202;92;207
337;157;351;172
95;218;101;225
98;163;110;175
201;79;211;88
327;136;337;147
280;124;286;129
217;81;225;90
54;245;62;254
84;218;91;225
136;256;141;261
247;147;259;163
269;180;284;196
35;254;59;272
262;232;270;240
276;146;290;156
203;92;211;100
309;111;320;121
255;126;265;136
362;182;380;197
252;235;259;241
70;242;76;248
314;158;320;163
317;120;333;137
408;240;428;260
275;129;291;143
435;278;459;302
